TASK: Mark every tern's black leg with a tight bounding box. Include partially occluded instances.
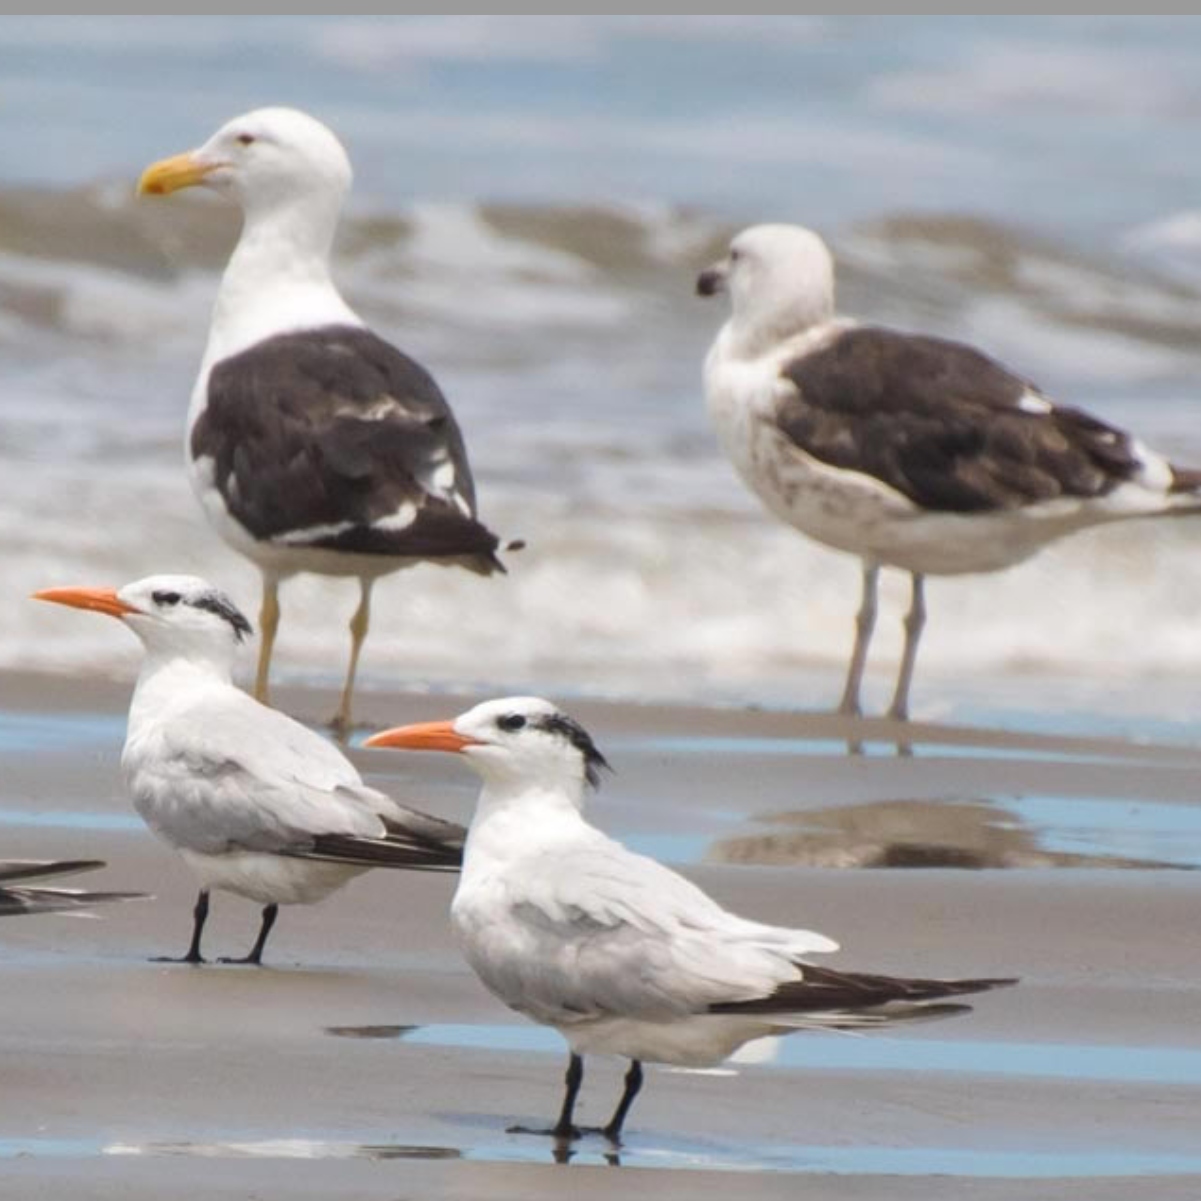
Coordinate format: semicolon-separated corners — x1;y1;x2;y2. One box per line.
552;1052;585;1139
508;1052;585;1140
152;889;209;964
601;1059;643;1143
219;903;278;965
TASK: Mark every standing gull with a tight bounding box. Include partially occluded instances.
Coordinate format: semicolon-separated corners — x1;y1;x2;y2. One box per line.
35;575;464;965
366;696;1013;1144
138;107;509;734
699;223;1201;749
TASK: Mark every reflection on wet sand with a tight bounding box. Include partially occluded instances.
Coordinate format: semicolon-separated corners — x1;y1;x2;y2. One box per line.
106;1138;461;1161
710;797;1187;870
324;1024;417;1040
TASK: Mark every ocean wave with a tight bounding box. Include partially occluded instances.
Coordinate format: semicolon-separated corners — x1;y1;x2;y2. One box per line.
8;188;1201;703
15;471;1201;712
4;189;1201;360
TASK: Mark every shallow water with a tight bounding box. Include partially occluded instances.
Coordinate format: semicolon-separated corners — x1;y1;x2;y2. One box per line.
88;1137;1201;1177
331;1019;1201;1088
999;793;1201;867
4;705;1201;871
6;1128;1201;1178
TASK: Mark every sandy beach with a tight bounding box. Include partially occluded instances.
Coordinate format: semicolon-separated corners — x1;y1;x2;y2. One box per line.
1;669;1199;1199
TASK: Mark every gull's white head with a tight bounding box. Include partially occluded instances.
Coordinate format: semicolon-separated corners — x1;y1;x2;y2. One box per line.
366;696;612;796
34;574;253;666
697;223;835;347
138;106;352;225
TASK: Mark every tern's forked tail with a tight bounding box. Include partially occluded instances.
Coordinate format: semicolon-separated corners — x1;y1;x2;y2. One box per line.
286;811;466;873
709;963;1017;1016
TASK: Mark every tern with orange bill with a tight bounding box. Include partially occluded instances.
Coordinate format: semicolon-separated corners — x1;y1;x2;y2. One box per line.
138;107;513;735
365;696;1015;1144
34;574;464;965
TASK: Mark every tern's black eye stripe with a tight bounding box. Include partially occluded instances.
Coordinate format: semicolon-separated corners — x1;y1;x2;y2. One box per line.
152;590;181;606
497;713;527;732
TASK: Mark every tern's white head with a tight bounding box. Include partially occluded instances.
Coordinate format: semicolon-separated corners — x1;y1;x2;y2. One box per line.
697;223;836;350
366;696;612;797
138;106;352;248
34;574;253;668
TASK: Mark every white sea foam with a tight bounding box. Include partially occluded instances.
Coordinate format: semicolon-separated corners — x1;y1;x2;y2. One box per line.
16;448;1201;720
390;203;629;331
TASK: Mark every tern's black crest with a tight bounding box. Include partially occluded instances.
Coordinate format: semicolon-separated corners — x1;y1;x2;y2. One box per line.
535;713;612;789
189;590;254;643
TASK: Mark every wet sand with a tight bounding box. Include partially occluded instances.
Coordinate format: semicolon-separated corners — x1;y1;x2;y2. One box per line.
2;669;1200;1199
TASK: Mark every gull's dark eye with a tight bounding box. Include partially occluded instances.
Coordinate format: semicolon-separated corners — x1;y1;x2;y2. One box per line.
152;590;181;606
497;713;527;733
236;133;256;146
729;248;742;262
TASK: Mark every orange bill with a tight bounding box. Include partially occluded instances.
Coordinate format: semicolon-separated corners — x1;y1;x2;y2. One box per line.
32;586;137;619
364;720;478;753
138;151;221;196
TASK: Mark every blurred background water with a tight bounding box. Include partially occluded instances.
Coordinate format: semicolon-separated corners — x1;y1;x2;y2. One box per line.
5;15;1201;727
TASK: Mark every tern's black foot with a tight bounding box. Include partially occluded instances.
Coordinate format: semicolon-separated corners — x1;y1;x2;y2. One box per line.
507;1123;583;1141
150;953;206;965
216;954;265;966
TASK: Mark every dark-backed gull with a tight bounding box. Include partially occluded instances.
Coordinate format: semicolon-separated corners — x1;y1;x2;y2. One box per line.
138;107;508;734
698;223;1201;750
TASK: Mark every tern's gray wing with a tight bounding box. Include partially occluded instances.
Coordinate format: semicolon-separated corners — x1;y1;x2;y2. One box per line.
123;689;460;865
455;839;836;1024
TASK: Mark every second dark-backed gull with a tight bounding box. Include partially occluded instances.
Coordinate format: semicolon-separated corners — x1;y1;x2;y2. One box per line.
138;107;509;734
698;223;1201;751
